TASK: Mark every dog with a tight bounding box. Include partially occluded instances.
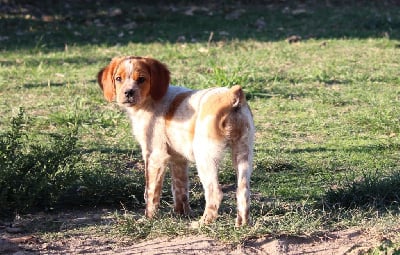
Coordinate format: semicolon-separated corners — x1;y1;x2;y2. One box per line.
97;56;255;226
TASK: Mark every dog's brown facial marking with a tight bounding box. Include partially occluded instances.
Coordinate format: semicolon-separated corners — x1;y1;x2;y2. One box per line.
114;59;151;107
97;57;125;102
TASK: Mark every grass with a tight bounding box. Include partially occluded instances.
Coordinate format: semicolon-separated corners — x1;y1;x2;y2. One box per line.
1;0;400;252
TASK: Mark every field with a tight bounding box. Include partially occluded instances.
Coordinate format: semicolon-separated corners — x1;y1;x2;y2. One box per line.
1;1;400;254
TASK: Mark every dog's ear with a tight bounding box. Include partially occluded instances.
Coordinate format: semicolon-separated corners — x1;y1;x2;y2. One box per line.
143;58;170;101
97;57;124;102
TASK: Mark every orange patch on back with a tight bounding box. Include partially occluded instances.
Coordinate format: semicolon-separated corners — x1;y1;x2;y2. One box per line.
165;91;196;141
200;86;245;119
199;86;247;140
165;91;193;121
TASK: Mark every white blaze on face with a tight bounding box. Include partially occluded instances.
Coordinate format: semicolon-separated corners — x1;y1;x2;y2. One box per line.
125;59;134;81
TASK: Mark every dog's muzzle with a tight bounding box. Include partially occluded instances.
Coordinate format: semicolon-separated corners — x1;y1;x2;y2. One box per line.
122;87;139;105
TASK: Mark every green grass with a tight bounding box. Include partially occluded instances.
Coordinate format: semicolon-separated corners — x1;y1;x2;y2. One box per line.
1;0;400;251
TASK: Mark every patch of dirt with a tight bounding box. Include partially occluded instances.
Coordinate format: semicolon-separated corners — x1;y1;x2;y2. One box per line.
245;229;385;255
0;210;397;255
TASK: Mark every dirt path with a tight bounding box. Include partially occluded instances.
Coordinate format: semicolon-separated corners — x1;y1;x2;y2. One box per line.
108;229;384;255
0;228;389;254
0;210;396;255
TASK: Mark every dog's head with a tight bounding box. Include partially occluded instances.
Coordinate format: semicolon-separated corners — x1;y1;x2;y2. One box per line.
97;56;170;107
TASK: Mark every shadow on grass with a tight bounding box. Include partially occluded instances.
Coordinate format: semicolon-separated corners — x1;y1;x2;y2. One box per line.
323;170;400;210
23;82;64;88
1;0;399;51
252;142;400;213
288;143;400;154
0;56;105;66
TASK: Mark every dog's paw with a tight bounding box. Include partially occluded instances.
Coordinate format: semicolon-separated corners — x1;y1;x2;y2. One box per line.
189;221;201;229
235;216;252;227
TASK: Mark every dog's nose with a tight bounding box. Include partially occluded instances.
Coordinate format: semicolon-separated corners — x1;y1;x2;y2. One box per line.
125;89;135;98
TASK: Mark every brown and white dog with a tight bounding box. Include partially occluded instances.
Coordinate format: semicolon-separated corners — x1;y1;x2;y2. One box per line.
97;56;254;226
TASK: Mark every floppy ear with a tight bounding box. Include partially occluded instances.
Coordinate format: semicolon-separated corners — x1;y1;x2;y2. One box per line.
97;57;124;102
143;58;170;101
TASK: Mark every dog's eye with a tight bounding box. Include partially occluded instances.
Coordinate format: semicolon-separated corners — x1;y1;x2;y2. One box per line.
115;76;122;82
137;77;146;83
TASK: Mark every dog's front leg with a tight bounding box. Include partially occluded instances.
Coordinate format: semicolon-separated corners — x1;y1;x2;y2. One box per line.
170;158;190;215
144;154;167;218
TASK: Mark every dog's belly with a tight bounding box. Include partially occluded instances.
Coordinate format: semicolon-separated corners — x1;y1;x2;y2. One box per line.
166;121;196;161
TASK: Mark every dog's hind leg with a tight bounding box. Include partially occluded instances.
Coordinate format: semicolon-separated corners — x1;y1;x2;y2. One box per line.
231;131;254;226
193;142;224;224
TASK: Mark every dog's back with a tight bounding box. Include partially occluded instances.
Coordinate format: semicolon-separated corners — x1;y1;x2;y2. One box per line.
164;86;253;162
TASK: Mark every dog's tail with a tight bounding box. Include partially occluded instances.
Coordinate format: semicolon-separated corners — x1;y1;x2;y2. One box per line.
219;85;252;140
229;85;246;109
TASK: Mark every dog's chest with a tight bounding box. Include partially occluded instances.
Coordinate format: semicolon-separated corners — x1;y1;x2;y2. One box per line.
126;108;164;148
